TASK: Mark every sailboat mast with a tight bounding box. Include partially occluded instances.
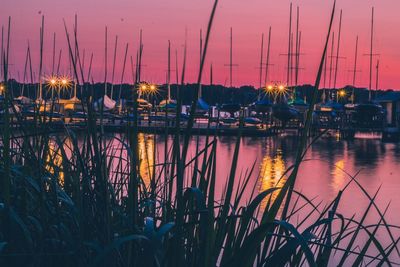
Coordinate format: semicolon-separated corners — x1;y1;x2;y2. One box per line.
134;51;139;84
286;3;292;87
199;29;203;98
1;26;3;81
104;26;108;96
375;59;380;91
368;7;374;101
175;49;179;85
264;26;271;86
74;14;78;69
210;63;213;85
52;32;56;76
290;32;294;90
21;44;29;96
87;52;93;83
56;49;62;75
258;33;264;90
28;43;33;85
118;42;129;103
200;29;203;70
230;27;233;87
73;16;78;99
167;40;171;100
110;35;118;99
38;16;44;100
352;36;359;103
295;6;300;87
323;36;328;102
137;29;143;84
352;36;359;86
82;49;86;72
296;31;302;87
333;9;343;90
328;31;335;96
181;29;187;84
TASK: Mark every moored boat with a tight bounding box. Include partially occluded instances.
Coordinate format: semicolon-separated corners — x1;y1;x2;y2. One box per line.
272;103;299;124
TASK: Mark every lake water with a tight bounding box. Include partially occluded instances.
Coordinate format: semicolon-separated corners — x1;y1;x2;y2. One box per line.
135;132;400;264
50;131;398;264
141;132;400;227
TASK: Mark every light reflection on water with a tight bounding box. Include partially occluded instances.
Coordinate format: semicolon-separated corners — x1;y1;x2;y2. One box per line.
138;133;155;187
258;148;286;210
46;140;65;186
150;134;400;225
40;132;400;263
63;133;400;227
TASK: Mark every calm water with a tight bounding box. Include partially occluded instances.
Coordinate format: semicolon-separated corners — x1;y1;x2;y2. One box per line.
62;132;399;264
142;133;400;226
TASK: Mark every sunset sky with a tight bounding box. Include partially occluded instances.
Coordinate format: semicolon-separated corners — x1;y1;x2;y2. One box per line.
2;0;400;89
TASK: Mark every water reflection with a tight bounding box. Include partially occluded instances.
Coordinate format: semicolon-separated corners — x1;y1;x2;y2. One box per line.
353;140;381;167
138;133;155;187
45;140;64;186
331;159;346;191
258;148;287;210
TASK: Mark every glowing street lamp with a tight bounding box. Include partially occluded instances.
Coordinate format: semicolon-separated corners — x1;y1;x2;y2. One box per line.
138;82;158;96
46;76;72;99
0;84;4;95
264;82;288;103
47;77;58;89
140;84;148;91
276;84;288;97
147;84;158;96
338;89;347;103
61;78;69;88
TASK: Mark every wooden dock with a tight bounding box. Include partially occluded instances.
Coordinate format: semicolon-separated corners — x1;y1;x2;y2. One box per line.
2;111;399;141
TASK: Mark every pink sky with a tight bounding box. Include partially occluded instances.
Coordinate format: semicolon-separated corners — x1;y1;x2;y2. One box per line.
2;0;400;89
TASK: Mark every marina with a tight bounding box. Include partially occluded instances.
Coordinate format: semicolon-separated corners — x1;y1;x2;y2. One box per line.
1;90;396;140
2;0;400;266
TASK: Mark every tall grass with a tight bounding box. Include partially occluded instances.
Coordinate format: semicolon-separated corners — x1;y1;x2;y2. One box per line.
1;1;400;266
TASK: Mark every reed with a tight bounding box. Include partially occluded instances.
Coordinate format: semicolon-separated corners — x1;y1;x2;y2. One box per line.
1;1;399;266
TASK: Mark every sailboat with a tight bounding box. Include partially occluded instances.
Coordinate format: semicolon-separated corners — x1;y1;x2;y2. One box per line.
321;9;345;113
159;40;177;112
130;30;152;113
271;4;300;125
15;43;34;107
286;6;309;115
312;9;345;129
94;27;116;112
344;36;359;111
246;31;271;128
352;7;383;127
35;16;46;109
219;27;241;119
251;27;273;115
64;17;83;113
194;29;210;116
